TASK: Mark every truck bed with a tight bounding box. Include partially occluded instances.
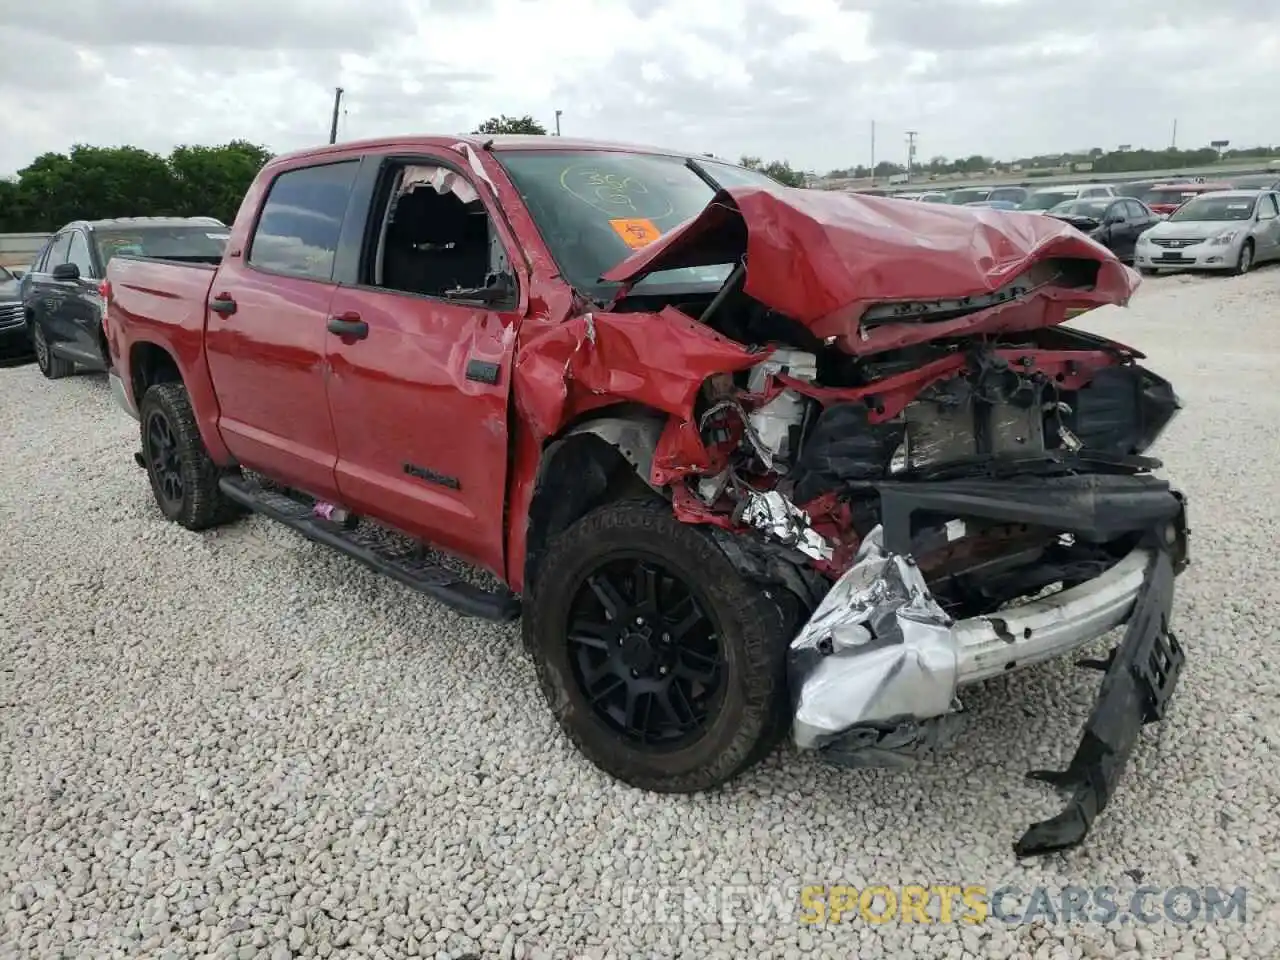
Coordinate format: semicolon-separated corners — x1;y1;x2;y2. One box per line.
107;255;217;335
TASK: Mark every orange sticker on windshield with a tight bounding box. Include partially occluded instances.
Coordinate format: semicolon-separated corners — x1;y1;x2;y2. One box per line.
609;217;662;249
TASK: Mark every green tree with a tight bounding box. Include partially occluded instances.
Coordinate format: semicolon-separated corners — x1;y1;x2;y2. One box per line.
0;141;274;232
739;155;807;187
169;140;274;224
472;114;547;135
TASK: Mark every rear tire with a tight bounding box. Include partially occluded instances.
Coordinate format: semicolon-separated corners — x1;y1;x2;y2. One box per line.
523;498;795;793
139;381;240;531
32;319;74;379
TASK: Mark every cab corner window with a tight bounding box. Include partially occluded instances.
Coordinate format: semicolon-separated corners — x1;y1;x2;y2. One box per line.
365;162;510;303
248;161;359;281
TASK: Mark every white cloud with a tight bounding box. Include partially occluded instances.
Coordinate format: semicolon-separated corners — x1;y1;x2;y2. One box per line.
0;0;1275;177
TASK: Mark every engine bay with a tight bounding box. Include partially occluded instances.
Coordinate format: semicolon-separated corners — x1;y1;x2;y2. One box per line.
632;279;1181;620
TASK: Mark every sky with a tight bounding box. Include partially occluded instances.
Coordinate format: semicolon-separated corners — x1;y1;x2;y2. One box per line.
1;0;1277;177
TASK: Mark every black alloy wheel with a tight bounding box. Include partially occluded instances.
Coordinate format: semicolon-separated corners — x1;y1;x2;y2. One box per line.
566;555;726;748
145;408;184;512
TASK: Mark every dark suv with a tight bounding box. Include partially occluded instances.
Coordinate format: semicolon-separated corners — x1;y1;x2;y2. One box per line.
24;217;228;379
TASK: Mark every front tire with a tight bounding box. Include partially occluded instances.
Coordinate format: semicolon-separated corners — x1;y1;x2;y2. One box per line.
32;319;74;379
1233;240;1254;276
523;498;795;793
139;381;239;531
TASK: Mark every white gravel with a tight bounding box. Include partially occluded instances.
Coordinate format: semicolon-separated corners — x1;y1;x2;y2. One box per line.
3;265;1280;959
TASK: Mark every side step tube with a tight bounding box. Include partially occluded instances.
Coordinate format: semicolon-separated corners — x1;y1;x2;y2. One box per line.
218;475;521;623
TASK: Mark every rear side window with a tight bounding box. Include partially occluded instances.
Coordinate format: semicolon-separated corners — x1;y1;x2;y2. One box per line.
67;232;95;277
45;232;73;269
249;161;360;280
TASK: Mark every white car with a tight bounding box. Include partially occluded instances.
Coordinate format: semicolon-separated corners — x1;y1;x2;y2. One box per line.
1134;190;1280;275
1018;184;1118;214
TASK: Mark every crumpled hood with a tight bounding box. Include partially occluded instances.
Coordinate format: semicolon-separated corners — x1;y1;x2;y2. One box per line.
602;185;1138;354
0;278;20;301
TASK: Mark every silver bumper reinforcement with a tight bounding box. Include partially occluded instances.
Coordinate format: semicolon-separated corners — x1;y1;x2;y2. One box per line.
790;525;1150;751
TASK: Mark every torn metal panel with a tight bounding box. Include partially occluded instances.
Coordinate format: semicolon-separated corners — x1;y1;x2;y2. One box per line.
510;305;761;442
739;490;834;562
790;525;958;750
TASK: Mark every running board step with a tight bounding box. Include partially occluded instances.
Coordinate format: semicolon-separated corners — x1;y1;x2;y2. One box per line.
217;475;521;623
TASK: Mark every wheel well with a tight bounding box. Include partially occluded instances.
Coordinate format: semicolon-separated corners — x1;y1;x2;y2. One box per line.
523;412;666;592
130;342;183;402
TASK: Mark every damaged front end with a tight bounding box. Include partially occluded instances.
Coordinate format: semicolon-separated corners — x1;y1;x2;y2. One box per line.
521;182;1190;856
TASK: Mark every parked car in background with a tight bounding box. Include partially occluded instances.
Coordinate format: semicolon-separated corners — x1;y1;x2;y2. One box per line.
966;200;1020;210
986;186;1029;205
1140;182;1236;217
0;264;31;366
945;187;991;205
1134;190;1280;275
1115;178;1192;199
916;191;950;203
1046;197;1159;263
25;216;228;380
1226;173;1280;191
1018;183;1118;213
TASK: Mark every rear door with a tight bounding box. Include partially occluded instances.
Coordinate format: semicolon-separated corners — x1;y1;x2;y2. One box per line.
321;150;523;575
28;230;72;340
48;228;108;367
203;157;363;500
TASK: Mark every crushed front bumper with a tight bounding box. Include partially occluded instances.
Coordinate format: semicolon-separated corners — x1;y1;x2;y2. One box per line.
790;474;1189;856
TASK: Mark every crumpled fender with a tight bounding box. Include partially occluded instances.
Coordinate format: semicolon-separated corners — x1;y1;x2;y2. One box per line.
512;304;762;445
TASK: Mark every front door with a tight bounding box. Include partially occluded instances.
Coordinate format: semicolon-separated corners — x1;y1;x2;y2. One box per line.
323;153;521;576
204;158;363;500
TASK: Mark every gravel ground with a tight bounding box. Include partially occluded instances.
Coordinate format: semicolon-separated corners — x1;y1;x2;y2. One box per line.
3;265;1280;959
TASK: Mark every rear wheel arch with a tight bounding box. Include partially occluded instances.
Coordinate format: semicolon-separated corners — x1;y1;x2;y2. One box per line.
129;341;183;403
523;407;668;593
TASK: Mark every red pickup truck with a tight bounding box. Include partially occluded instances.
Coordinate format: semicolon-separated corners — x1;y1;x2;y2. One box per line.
105;135;1189;856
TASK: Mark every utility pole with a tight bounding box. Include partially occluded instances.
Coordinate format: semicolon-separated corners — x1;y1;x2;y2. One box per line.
329;87;344;145
870;120;876;184
906;130;917;180
1170;118;1177;149
555;110;563;136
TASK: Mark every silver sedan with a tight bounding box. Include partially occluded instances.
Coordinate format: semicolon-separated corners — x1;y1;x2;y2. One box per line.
1134;190;1280;275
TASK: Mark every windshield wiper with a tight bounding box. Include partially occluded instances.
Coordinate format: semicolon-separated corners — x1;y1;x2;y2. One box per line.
685;157;724;193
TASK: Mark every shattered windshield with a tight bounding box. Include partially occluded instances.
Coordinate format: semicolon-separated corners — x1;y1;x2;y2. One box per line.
495;150;775;299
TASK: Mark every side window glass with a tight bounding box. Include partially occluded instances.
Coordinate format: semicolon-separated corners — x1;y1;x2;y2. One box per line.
46;232;72;269
1261;194;1279;218
1128;200;1146;219
370;161;513;303
67;232;94;277
248;161;359;280
32;240;51;273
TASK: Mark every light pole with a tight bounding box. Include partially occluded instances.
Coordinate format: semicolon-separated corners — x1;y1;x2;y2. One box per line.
555;110;562;136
